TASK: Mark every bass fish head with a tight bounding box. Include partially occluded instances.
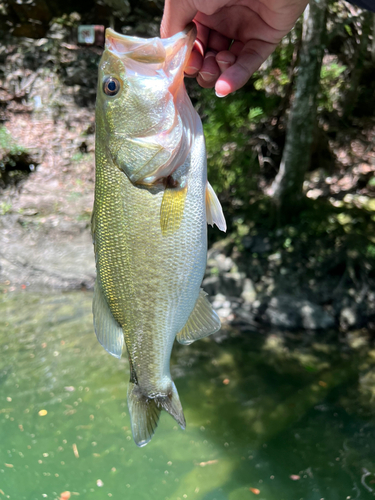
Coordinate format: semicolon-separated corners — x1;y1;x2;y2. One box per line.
96;24;196;186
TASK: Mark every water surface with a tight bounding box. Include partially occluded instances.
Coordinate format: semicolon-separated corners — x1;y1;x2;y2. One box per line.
1;291;375;499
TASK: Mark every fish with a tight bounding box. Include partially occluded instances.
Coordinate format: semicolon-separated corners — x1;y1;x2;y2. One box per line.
92;24;226;447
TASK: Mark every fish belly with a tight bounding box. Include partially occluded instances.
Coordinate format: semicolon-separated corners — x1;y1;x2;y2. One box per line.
93;128;207;395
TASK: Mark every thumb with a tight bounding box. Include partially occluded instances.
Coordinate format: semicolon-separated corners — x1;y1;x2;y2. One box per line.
161;0;198;38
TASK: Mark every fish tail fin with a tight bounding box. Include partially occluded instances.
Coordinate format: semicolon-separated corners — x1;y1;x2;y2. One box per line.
127;381;185;447
127;382;162;447
159;381;186;430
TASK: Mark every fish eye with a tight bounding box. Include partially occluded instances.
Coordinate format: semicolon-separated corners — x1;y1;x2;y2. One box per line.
103;77;120;96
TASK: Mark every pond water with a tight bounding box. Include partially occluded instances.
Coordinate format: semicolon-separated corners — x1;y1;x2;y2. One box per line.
1;291;375;500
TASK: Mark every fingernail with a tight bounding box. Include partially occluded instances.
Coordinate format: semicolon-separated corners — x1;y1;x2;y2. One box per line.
199;71;215;82
216;60;231;69
215;91;226;98
194;39;204;57
185;65;199;74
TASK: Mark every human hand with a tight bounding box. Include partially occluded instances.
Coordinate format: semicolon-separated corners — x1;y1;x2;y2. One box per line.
160;0;309;97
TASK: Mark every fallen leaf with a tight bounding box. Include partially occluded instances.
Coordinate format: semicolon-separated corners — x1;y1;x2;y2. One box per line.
249;488;260;494
72;443;79;458
59;492;71;500
199;460;218;467
38;409;47;416
318;380;327;387
223;379;230;385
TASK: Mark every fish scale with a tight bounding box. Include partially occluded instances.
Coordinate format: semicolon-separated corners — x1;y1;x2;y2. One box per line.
92;24;226;446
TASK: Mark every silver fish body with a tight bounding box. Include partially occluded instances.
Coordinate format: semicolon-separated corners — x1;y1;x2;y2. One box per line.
92;25;226;446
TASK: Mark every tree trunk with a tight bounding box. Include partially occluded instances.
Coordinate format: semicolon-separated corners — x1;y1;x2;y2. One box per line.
269;0;328;214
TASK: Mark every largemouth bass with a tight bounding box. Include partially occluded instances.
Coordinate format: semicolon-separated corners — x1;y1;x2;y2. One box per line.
92;24;226;447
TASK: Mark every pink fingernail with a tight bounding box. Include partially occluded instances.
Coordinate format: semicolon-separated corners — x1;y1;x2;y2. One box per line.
216;60;231;68
186;66;199;74
199;72;215;81
215;91;226;98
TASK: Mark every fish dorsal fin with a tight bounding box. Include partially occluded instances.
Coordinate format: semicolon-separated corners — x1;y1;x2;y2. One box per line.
205;181;227;232
93;279;124;358
160;185;188;236
176;289;221;345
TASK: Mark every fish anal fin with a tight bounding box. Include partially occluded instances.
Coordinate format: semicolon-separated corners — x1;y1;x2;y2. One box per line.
205;181;227;232
93;279;124;359
160;185;188;236
127;381;185;447
177;289;221;345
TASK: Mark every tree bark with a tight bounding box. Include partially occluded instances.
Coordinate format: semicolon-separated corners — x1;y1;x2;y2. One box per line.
269;0;328;214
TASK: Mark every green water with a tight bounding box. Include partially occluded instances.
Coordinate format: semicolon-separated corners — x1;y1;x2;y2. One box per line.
1;291;375;500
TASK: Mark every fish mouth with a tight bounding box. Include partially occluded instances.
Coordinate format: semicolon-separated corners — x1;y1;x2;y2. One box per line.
106;23;196;45
105;24;197;62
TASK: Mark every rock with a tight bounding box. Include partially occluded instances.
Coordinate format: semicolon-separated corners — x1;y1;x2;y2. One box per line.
300;303;334;330
265;295;335;330
212;293;227;308
242;235;271;254
212;293;232;320
215;253;234;272
340;307;357;330
232;307;258;330
241;278;257;304
220;272;245;297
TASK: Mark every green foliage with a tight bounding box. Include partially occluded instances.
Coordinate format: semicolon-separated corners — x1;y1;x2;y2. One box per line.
72;152;86;162
248;107;264;123
198;87;259;202
0;127;26;157
344;24;353;37
194;20;303;209
319;58;346;112
0;127;28;170
0;201;12;215
197;82;281;208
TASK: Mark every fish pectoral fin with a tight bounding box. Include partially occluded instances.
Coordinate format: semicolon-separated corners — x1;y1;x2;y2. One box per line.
205;181;227;232
160;184;188;236
92;279;124;359
176;289;221;345
127;381;185;447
